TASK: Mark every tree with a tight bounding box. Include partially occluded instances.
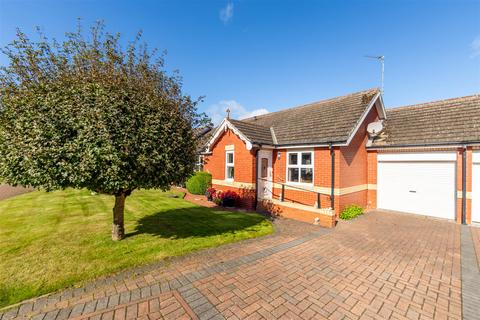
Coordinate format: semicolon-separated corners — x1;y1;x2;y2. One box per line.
0;21;211;240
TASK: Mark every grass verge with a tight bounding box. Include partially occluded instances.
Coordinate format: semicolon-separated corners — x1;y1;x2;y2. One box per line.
0;188;272;307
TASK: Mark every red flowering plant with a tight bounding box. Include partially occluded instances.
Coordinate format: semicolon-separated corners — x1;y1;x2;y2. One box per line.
205;187;216;201
216;190;238;207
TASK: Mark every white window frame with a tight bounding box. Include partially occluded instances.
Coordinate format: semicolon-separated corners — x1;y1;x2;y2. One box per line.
286;150;314;185
225;151;234;181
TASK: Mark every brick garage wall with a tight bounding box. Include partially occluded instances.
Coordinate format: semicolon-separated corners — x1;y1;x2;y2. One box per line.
367;151;377;209
456;148;473;224
337;105;379;213
338;190;368;213
203;129;256;209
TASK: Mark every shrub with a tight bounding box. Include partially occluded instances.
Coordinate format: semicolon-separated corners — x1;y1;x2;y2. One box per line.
340;205;364;220
186;172;212;195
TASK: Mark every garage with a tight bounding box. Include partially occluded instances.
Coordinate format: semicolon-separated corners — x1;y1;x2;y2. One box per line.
473;151;480;223
377;152;457;220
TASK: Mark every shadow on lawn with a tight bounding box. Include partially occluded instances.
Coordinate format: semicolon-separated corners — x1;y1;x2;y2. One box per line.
127;207;266;239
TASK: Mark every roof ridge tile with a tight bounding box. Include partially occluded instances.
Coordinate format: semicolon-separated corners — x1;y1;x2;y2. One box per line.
387;94;480;112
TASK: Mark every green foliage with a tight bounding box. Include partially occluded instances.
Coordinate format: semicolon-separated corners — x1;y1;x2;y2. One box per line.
340;205;364;220
0;21;211;195
186;171;212;195
0;189;273;307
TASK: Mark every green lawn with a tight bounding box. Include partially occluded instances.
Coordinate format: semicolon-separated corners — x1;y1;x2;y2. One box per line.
0;189;272;308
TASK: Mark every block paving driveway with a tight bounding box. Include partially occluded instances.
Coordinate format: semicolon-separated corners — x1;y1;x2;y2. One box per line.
1;211;479;320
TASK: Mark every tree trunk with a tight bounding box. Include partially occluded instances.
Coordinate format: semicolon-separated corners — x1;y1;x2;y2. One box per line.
112;192;127;241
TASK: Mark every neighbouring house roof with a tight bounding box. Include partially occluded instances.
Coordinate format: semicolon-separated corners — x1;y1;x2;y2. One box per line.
194;126;214;153
371;94;480;148
204;88;384;152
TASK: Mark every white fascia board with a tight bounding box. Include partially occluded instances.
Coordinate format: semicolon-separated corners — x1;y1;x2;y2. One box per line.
376;94;387;119
205;118;253;152
378;152;457;162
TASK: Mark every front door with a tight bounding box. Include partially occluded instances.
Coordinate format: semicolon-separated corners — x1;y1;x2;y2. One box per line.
257;150;273;200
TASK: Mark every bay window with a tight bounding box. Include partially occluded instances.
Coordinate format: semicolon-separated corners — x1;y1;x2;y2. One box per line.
287;151;313;184
225;151;234;180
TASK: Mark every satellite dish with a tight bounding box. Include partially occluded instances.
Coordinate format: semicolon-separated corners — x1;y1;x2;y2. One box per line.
367;121;384;137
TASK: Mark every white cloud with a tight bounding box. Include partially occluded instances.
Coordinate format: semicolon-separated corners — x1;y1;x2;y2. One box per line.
471;36;480;58
206;100;269;125
219;2;234;24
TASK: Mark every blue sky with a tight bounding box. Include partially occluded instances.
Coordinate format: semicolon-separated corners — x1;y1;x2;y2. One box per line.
1;0;479;124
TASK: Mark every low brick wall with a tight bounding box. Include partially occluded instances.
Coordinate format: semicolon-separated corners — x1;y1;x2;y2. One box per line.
0;184;34;201
257;199;336;228
211;184;256;210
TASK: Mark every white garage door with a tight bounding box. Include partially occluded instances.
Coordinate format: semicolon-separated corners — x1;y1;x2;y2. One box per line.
473;152;480;223
377;153;456;220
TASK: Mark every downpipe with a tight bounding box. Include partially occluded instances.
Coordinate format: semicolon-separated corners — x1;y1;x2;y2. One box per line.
462;146;467;225
254;147;261;210
329;143;335;210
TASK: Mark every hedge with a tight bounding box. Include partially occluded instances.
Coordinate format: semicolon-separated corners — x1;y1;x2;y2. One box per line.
186;172;212;195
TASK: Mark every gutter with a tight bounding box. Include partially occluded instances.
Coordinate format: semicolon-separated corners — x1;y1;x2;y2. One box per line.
265;140;348;149
367;141;480;150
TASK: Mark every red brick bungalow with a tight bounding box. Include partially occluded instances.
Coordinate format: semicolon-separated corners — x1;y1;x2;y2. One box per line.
202;89;480;227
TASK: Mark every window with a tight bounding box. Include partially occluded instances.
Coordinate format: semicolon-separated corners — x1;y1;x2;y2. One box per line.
287;151;313;184
225;151;234;180
195;155;204;172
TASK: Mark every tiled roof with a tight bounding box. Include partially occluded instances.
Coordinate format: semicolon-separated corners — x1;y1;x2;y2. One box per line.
372;94;480;147
239;88;381;145
227;119;274;145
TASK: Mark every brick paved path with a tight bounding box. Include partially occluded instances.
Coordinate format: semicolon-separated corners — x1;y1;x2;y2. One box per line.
0;184;33;201
1;211;475;320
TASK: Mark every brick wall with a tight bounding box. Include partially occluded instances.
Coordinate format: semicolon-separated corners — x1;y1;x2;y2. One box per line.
203;129;256;209
257;200;336;228
271;148;335;208
267;105;380;216
456;148;473;224
366;151;377;209
337;105;379;212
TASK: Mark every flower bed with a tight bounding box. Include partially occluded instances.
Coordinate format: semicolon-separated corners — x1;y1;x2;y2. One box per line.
205;187;239;207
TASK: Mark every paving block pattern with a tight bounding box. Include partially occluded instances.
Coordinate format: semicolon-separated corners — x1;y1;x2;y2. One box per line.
460;226;480;320
0;212;467;320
